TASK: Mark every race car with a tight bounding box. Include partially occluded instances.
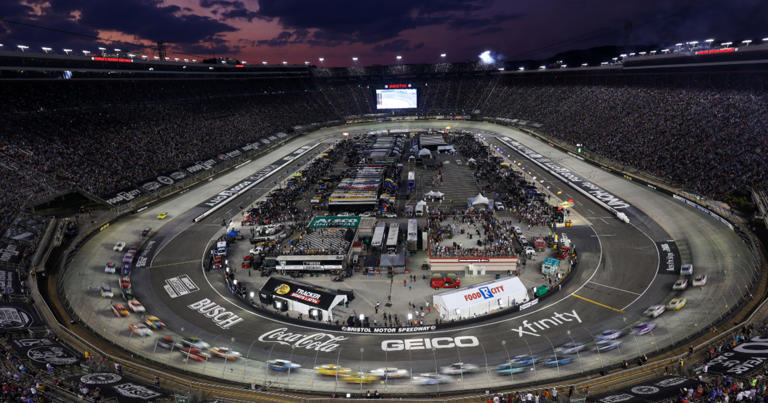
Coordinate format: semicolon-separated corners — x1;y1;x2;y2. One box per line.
496;362;526;375
595;340;622;352
210;347;241;361
412;373;452;385
341;372;380;384
104;262;116;274
157;212;168;220
157;337;174;349
556;342;586;355
179;347;209;362
127;299;145;313
509;355;538;367
111;304;130;317
596;329;623;341
439;362;479;375
119;276;131;289
672;278;688;290
680;264;694;276
100;284;114;298
632;322;657;335
177;337;210;350
121;286;134;301
666;297;687;311
643;305;666;318
144;315;166;330
113;242;126;252
267;359;301;372
314;364;351;376
693;274;708;287
129;323;153;337
543;356;573;367
370;367;409;379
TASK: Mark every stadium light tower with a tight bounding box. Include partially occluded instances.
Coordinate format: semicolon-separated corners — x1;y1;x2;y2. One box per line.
98;47;106;54
518;66;524;71
127;53;135;59
282;61;287;65
114;48;121;53
742;39;752;46
262;61;268;65
581;63;588;67
396;55;402;60
721;42;732;47
318;57;325;63
153;56;159;60
440;53;447;58
141;54;147;59
81;50;90;56
352;56;358;62
705;39;714;45
763;37;768;42
17;45;29;52
41;46;52;53
304;61;309;65
63;48;72;55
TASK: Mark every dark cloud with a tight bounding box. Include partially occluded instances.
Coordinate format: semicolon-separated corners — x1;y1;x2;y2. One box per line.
470;26;503;36
221;8;260;22
372;39;412;52
257;29;309;47
255;0;495;45
199;0;262;22
449;13;522;30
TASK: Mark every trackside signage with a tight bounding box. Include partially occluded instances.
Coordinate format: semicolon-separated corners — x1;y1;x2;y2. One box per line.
186;298;244;329
497;137;631;210
381;336;479;351
309;216;361;229
592;376;696;403
257;328;347;352
510;310;582;338
700;336;768;375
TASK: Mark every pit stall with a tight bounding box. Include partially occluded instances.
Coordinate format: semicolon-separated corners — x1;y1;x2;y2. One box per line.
432;276;529;321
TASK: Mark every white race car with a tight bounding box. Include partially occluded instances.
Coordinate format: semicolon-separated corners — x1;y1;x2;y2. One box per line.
370;367;409;379
129;323;153;337
643;305;666;318
113;241;126;252
439;362;479;375
693;274;708;287
128;299;146;313
672;278;688;290
412;373;452;385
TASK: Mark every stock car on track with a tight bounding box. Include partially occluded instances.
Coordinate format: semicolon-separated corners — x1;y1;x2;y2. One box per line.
509;355;539;367
370;367;409;379
667;298;687;311
113;242;126;252
210;347;241;360
129;323;153;337
643;305;666;318
314;364;351;376
128;300;145;313
157;337;174;349
544;356;573;366
144;315;166;330
104;262;116;274
119;276;131;289
556;342;586;355
179;348;209;362
596;329;623;341
680;264;694;276
595;340;622;352
100;284;114;298
176;337;210;350
341;372;380;384
439;362;479;375
496;362;526;375
693;275;708;287
157;212;168;220
632;322;657;335
673;278;689;290
267;359;301;372
412;373;452;385
111;304;130;317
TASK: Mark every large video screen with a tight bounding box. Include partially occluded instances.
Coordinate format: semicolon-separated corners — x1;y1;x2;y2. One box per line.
376;89;417;109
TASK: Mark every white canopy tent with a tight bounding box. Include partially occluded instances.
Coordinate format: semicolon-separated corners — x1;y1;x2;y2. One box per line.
418;148;432;158
425;190;444;199
471;193;490;207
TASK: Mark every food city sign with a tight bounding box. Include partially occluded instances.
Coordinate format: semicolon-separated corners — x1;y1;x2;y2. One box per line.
257;328;348;352
381;336;479;352
186;298;244;329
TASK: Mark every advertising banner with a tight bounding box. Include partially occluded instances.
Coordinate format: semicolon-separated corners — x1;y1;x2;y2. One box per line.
308;216;361;229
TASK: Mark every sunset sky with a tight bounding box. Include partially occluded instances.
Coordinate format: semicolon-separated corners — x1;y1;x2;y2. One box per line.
0;0;765;66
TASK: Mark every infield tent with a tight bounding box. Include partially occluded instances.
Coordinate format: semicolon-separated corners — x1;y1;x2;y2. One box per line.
471;193;490;208
432;276;529;321
418;148;432;158
259;277;347;321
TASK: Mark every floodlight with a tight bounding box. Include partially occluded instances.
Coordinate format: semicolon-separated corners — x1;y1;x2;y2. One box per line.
440;53;446;58
396;55;402;60
41;47;52;53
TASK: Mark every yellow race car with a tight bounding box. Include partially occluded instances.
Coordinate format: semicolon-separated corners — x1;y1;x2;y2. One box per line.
666;297;687;311
157;212;168;220
314;364;351;376
341;372;380;384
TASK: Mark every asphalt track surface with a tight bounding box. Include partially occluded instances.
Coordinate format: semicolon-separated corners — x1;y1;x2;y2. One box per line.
63;121;754;393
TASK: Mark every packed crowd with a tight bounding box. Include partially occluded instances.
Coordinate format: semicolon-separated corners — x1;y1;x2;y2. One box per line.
428;134;560;257
1;71;764;233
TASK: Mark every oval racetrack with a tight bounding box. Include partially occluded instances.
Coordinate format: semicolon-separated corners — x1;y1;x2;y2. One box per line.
61;120;754;394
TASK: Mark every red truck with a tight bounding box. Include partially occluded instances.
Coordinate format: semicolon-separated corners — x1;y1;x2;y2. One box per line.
430;273;461;289
555;247;570;260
